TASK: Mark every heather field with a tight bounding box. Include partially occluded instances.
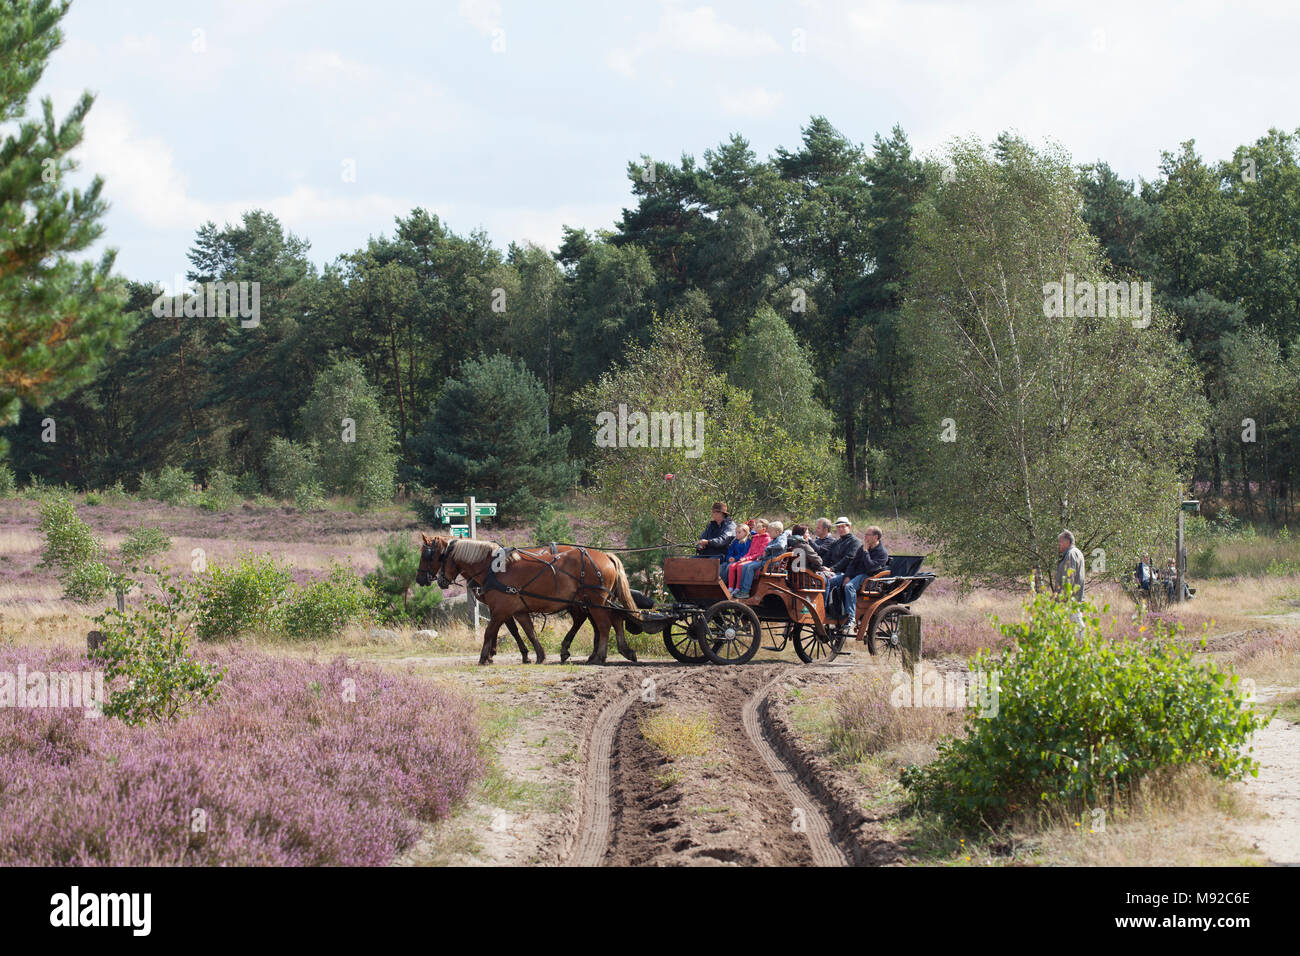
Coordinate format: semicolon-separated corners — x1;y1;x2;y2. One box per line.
0;644;483;866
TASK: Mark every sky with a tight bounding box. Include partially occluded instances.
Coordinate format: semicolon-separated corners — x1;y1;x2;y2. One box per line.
32;0;1300;284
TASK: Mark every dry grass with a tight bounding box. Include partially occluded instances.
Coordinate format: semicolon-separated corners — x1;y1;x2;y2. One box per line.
1231;630;1300;689
828;666;967;769
1193;536;1300;578
640;709;717;761
993;767;1262;866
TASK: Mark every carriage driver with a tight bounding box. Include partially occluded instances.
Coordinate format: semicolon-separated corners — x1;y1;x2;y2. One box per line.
695;501;736;559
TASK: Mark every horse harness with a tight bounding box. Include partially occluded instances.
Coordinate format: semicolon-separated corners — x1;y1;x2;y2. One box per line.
435;540;626;615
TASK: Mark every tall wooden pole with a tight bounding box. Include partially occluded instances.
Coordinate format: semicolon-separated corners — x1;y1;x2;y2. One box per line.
1175;483;1185;604
469;495;479;633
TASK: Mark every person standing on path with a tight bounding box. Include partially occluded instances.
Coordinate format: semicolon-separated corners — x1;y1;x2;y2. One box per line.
1055;530;1086;629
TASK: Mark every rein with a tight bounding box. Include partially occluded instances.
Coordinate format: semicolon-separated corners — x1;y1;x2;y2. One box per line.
443;544;633;615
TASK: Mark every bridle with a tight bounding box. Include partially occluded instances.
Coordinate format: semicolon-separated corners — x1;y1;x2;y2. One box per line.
418;539;459;589
434;539;458;589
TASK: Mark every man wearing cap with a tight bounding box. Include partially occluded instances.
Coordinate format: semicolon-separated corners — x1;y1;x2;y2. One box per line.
824;517;862;573
822;517;862;631
694;501;736;560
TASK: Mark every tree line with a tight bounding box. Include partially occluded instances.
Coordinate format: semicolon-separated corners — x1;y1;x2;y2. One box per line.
4;1;1299;578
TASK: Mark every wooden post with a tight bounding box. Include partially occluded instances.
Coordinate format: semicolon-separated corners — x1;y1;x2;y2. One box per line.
87;630;104;652
468;495;479;634
900;613;922;675
1176;506;1185;604
1175;482;1187;605
115;586;125;613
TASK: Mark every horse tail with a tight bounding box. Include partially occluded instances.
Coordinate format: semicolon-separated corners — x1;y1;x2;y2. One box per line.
608;553;645;623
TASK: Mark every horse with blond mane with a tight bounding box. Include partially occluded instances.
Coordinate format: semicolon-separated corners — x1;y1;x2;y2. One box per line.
416;534;645;665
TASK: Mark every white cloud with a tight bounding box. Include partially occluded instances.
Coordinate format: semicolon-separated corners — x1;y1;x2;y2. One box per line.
292;49;375;89
471;200;631;253
608;3;783;78
77;98;408;234
117;34;161;59
718;85;784;117
458;0;503;36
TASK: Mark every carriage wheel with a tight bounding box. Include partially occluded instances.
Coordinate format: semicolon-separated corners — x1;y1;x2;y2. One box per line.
699;601;762;665
791;622;843;664
662;621;707;664
867;604;907;659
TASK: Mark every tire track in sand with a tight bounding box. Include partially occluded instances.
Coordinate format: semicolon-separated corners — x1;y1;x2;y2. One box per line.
567;667;691;866
571;664;857;866
742;669;850;866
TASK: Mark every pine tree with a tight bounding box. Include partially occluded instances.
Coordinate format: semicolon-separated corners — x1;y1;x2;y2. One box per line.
0;0;133;455
413;353;576;520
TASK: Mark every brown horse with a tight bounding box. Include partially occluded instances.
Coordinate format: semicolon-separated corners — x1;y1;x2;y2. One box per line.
487;541;638;663
497;604;637;664
417;534;643;665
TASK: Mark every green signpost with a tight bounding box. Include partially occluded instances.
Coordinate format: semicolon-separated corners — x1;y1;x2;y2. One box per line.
436;497;498;630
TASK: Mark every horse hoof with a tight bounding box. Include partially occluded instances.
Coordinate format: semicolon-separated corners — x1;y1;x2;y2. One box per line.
560;650;570;664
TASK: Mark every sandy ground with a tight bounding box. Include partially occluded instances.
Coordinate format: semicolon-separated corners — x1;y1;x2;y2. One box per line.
1231;683;1300;865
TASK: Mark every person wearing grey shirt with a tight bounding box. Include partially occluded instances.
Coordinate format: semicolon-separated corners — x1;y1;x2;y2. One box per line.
1055;530;1085;628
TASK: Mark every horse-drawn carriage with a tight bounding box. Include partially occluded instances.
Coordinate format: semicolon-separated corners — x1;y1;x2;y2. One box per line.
418;533;934;666
637;552;935;666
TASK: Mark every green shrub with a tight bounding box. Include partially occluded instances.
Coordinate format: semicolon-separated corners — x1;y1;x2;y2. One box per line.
234;471;262;498
265;437;320;500
199;469;240;511
22;475;50;500
900;591;1266;827
365;535;442;626
120;525;171;564
0;464;17;497
622;514;667;592
59;560;116;605
1190;542;1218;578
88;480;131;505
90;570;224;724
280;564;375;640
195;555;294;640
356;469;393;511
105;479;131;503
531;502;572;545
38;495;101;569
36;494;115;603
139;465;195;505
294;481;327;513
